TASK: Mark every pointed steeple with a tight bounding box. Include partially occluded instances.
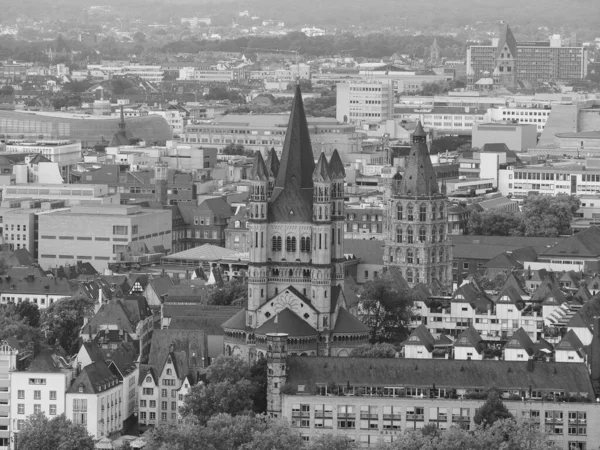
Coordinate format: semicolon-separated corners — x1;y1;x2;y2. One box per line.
496;22;517;59
313;153;331;182
250;151;269;181
327;149;345;179
269;85;316;222
265;147;280;179
399;121;439;197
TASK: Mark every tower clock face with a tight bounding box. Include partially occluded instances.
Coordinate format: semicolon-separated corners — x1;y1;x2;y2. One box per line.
274;295;300;312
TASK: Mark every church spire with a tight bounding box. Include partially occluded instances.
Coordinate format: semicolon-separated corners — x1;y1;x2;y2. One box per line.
398;121;439;197
269;85;315;222
250;151;269;181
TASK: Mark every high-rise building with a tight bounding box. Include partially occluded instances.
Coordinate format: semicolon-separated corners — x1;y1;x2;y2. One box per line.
336;81;394;125
222;86;369;361
467;22;587;90
383;122;452;289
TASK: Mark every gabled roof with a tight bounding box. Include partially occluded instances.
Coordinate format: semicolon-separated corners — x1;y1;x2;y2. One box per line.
269;85;315;223
149;275;173;298
500;273;529;297
454;327;485;354
567;312;591;329
398;121;439;197
249;151;269;181
328;149;345;179
574;285;593;303
285;357;594;394
68;360;119;395
255;308;317;337
542;226;600;258
484;247;537;270
86;300;135;335
555;329;585;355
221;308;247;331
313;152;330;182
531;281;566;304
195;197;234;219
148;329;206;384
405;324;435;352
26;350;67;373
495;22;517;60
504;328;534;356
107;343;137;378
495;286;523;306
332;308;370;334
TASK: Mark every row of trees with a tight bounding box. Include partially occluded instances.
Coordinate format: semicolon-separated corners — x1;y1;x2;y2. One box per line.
466;194;580;237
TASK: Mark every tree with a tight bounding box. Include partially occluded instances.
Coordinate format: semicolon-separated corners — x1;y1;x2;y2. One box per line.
40;296;95;355
307;434;360;450
473;389;512;428
520;194;579;237
208;279;248;306
360;272;414;343
349;342;397;358
248;357;267;413
17;413;94;450
466;209;523;236
222;143;247;156
15;301;40;327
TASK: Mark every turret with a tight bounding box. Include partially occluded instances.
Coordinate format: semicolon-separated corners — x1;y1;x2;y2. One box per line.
328;149;346;274
154;161;169;205
265;148;280;197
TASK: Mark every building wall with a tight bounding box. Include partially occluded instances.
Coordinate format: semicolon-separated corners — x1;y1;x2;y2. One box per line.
472;123;538;151
281;394;599;449
336;81;393;125
37;206;172;271
65;384;122;439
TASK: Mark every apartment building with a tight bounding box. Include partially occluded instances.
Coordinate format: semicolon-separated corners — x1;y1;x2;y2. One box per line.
0;266;76;309
467;23;587;89
5;140;81;180
177;67;235;82
0;339;29;450
344;204;385;240
393;106;486;135
37;204;172;271
485;106;551;133
224;206;249;253
9;351;74;447
267;333;599;450
1;184;120;205
183;115;361;159
336;81;394;124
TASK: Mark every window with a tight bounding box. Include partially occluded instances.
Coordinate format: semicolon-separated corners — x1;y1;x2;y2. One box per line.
545;411;564;435
18;404;24;415
73;398;87;426
407;249;413;265
272;236;282;251
407;204;414;221
291;404;310;428
383;406;402;430
314;404;333;428
49;404;56;415
286;236;297;252
568;411;586;436
34;390;41;400
300;236;311;252
162;401;168;410
49;391;56;400
112;225;128;235
396;203;403;220
407;227;413;243
337;405;356;429
140;400;147;407
396;226;402;243
18;390;24;399
162;389;168;397
150;400;156;408
360;405;379;430
419;227;426;242
452;408;471;430
143;388;154;396
419;204;427;221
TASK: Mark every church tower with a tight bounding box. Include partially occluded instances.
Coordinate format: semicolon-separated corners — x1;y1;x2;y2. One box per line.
430;38;440;64
384;121;452;290
223;86;370;360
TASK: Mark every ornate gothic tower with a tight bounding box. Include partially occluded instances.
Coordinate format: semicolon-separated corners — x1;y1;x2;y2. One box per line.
223;86;370;361
384;122;452;290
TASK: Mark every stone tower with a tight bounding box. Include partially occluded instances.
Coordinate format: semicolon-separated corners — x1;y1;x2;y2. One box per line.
154;161;169;205
384;121;452;289
222;86;370;361
266;332;288;417
430;38;440;63
493;22;517;89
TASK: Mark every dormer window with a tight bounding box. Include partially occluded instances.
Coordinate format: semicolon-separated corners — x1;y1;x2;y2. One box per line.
146;376;152;383
78;385;83;393
167;369;172;375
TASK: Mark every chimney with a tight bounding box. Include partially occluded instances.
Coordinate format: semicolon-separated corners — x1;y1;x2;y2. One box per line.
590;316;600;380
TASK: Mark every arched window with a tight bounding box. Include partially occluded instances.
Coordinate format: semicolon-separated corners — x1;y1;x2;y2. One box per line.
431;226;437;244
396;203;403;220
407;204;414;221
439;226;444;242
301;236;311;252
318;206;323;220
407;268;413;283
439;267;444;281
272;236;282;251
419;204;427;221
166;369;172;375
396;226;402;243
407;249;413;264
439;202;444;219
419;226;426;242
286;236;297;252
415;269;420;284
407;227;414;244
431;203;436;220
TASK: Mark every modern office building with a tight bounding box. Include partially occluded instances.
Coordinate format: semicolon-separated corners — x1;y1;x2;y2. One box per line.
467;22;587;89
484;106;552;133
393;106;487;135
37;204;172;271
336;81;394;125
5;140;81;180
222;87;370;361
383;122;453;289
0;110;172;148
472;122;538;151
1;184;120;205
183;115;362;161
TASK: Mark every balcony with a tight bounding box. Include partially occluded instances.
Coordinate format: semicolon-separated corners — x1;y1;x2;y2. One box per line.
406;414;424;421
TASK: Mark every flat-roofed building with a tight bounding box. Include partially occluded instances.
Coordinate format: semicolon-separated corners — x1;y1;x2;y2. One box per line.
37;204;172;271
5;139;81;179
1;184;120;205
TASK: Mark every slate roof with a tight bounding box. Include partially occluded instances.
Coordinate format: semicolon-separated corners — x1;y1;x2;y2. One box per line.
255;308;317;337
328;149;345;179
332;308;370;334
265;147;280;179
542;226;600;258
451;235;561;260
313;152;331;182
555;329;586;356
269;85;316;223
567;312;591;329
343;239;384;265
500;273;529;297
148;275;173;298
69;360;119;394
107;343;137;378
484;247;537;269
285;356;593;394
398;121;439;197
26;350;67;373
86;300;135;335
496;22;518;60
222;308;247;331
147;329;207;383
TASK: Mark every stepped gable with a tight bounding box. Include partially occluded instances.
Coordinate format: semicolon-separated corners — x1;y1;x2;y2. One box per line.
398;121;439;197
249;151;269;181
269;85;316;222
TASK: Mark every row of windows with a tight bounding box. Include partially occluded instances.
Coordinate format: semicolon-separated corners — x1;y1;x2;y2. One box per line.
395;225;445;244
396;203;445;221
17;403;57;415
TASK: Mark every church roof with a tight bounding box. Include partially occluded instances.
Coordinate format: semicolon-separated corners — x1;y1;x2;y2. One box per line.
221;308;247;331
496;22;518;60
332;308;370;334
265;147;280;179
397;121;439;197
269;85;315;223
313;152;331;182
249;151;269;181
256;308;317;337
328;149;345;179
